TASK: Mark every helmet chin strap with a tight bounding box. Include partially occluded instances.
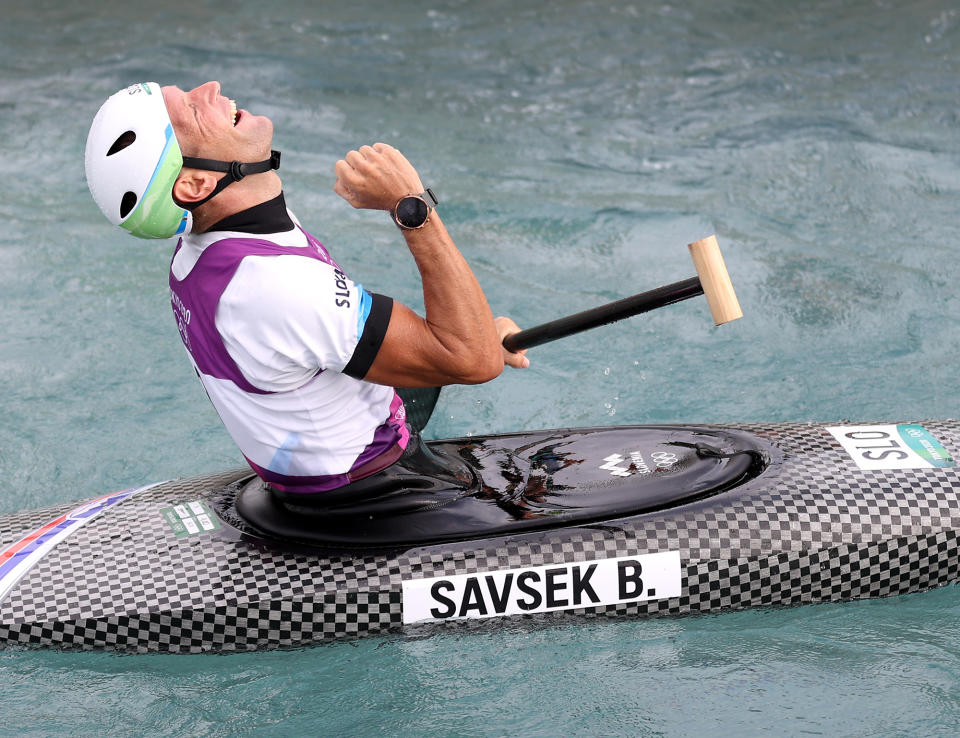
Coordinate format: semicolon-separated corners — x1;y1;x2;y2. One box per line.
178;150;281;210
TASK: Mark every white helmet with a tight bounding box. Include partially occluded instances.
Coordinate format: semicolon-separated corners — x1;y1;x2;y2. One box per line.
85;82;191;239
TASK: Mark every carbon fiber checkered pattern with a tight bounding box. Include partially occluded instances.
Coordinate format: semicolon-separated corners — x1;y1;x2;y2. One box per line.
0;421;958;652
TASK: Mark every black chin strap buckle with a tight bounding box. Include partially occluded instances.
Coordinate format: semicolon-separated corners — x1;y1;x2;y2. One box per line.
229;150;281;182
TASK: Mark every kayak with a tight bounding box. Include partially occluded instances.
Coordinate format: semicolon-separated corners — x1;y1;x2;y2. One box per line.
1;419;958;653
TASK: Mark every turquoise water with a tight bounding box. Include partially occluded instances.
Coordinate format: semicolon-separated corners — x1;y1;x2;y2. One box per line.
3;0;960;734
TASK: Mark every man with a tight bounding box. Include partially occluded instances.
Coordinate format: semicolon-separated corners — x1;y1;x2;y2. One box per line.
85;81;528;495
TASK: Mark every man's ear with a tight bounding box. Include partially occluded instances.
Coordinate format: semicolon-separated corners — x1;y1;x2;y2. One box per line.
172;169;219;205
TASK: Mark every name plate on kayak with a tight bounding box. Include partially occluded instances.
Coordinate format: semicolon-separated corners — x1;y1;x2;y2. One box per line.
402;551;681;625
826;424;954;471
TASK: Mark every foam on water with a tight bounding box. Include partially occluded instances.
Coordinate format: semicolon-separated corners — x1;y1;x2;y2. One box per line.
2;0;960;734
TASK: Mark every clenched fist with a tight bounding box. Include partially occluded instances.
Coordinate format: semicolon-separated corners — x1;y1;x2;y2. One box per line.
334;143;425;211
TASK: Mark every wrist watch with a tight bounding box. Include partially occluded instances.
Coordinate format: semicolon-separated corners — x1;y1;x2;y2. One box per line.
392;188;438;230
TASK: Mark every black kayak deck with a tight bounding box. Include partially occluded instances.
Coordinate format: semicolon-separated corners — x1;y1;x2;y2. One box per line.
233;425;774;547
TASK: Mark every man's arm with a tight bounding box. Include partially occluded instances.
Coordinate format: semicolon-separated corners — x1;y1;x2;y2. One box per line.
334;143;527;388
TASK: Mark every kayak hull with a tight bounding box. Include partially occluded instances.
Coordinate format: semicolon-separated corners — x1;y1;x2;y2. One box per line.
1;420;958;652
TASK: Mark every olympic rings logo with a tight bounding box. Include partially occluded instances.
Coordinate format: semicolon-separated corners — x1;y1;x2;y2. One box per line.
650;451;678;468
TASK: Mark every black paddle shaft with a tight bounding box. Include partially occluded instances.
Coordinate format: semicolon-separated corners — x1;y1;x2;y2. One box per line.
402;276;704;432
502;276;704;353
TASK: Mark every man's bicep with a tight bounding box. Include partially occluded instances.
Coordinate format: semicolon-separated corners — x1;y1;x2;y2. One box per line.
359;302;438;387
359;301;467;388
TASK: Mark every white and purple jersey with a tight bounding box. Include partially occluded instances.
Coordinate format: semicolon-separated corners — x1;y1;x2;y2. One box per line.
169;203;409;493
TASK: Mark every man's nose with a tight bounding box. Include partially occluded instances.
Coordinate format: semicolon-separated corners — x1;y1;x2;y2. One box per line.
190;80;221;98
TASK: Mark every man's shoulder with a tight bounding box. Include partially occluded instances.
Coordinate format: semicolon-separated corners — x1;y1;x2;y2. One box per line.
226;252;343;316
219;253;358;345
235;249;337;282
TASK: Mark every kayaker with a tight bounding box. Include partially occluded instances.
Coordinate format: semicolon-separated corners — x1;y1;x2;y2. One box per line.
84;81;529;495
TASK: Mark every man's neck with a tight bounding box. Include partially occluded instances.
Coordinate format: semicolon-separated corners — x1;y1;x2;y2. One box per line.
189;171;283;233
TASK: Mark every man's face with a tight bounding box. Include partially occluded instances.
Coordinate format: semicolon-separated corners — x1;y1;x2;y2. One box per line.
161;81;273;163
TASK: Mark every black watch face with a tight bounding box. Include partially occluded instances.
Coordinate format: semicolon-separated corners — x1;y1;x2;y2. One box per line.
397;196;428;227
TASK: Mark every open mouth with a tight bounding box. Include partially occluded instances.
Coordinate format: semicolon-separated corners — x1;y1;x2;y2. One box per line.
229;99;239;125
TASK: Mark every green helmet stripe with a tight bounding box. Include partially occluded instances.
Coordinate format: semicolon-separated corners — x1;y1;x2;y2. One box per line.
120;123;187;239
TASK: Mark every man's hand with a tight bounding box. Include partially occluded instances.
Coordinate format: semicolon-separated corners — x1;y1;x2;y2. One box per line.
495;316;530;369
334;143;425;211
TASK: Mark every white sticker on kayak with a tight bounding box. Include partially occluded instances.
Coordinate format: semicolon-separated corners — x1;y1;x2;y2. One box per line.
161;499;222;538
401;551;681;625
826;424;954;470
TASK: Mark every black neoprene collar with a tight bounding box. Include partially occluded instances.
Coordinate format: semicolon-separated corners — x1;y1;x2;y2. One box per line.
206;193;295;234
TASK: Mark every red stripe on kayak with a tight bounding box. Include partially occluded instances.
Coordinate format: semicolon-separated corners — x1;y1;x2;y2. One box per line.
0;513;71;565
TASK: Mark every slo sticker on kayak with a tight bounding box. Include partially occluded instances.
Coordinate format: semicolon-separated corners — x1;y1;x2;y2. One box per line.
402;551;681;625
826;424;954;470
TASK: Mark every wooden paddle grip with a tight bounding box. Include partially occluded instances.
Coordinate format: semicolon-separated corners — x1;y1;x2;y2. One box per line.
688;235;742;325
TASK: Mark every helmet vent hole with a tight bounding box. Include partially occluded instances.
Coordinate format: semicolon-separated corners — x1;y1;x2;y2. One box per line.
120;191;138;219
107;131;137;156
